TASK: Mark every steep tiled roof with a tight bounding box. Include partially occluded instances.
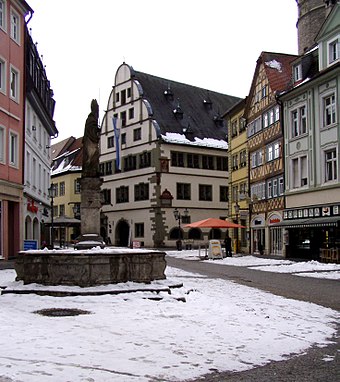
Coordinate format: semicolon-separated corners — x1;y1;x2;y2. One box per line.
133;70;241;142
51;136;83;175
262;52;297;93
51;136;76;160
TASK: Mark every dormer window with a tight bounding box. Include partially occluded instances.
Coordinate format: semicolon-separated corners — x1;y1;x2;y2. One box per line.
173;99;183;119
164;83;174;100
328;37;339;65
293;63;302;82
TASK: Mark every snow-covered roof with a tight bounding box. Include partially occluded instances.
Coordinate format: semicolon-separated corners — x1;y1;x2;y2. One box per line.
161;132;228;149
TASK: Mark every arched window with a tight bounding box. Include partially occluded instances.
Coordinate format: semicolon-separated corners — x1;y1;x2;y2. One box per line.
25;216;32;240
169;227;183;240
188;228;202;240
209;228;222;240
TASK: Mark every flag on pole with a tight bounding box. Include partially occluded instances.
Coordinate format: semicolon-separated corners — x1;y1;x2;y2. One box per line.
112;116;121;171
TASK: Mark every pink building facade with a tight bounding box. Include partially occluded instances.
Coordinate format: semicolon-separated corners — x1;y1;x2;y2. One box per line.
0;0;32;259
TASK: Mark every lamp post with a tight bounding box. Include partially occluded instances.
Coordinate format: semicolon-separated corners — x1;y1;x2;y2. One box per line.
48;183;57;249
234;201;240;254
173;208;189;251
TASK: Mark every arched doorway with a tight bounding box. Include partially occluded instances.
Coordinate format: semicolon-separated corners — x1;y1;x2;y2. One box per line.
25;216;32;240
33;218;39;242
188;228;202;240
115;220;130;247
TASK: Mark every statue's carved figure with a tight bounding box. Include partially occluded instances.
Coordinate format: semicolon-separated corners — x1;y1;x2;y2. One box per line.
83;99;100;177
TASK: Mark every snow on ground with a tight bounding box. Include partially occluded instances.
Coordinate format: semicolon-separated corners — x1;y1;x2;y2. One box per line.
0;255;339;382
166;250;340;279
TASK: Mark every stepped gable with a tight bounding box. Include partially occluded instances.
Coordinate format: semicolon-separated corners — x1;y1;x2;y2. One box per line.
133;70;241;141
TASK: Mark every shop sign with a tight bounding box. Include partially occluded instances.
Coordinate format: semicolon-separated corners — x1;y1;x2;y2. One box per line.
322;206;331;216
268;214;281;225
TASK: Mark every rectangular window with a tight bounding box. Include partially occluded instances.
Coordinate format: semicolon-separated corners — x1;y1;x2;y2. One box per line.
220;186;229;202
135;223;144;238
134;183;149;201
240;150;247;167
267;180;272;198
120;111;127;127
74;178;81;193
279;177;284;195
116;186;129;203
202;155;214;170
0;0;6;30
323;94;336;127
101;189;111;205
291;105;307;137
9;131;18;166
133;127;141;141
121;133;126;145
328;38;339;64
121;89;126;104
293;64;302;82
263;113;268;128
128;107;134;120
105;161;112;175
177;183;191;200
127;87;131;98
292;155;308;188
269;110;274;125
325;149;337;182
10;9;20;43
231;120;238;137
10;66;19;101
171;152;184;167
59;181;65;196
267;145;273;161
59;204;65;216
188;154;200;168
107;136;114;148
0;58;6;94
275;106;280;122
272;179;278;197
0;126;5;163
232;185;238;202
139;151;151;168
274;143;280;159
123;155;136;171
199;184;212;201
232;154;238;170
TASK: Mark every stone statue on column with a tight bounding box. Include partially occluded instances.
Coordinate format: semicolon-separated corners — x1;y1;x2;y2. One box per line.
75;99;104;249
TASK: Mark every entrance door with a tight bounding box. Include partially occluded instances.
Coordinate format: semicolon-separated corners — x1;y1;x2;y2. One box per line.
253;228;265;253
115;220;130;247
270;227;282;256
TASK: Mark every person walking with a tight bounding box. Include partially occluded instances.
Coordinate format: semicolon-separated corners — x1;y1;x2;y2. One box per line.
224;232;232;257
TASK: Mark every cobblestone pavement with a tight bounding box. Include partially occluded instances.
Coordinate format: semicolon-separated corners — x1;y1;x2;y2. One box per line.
167;256;340;382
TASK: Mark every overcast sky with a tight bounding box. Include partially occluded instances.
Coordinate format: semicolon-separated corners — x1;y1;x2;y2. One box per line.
26;0;299;143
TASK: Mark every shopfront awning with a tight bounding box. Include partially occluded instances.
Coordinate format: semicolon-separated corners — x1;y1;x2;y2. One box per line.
273;216;340;228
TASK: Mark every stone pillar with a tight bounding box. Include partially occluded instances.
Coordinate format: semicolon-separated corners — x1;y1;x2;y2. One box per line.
80;177;103;235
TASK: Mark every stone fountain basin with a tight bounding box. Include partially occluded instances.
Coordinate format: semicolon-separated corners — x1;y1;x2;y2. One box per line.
15;248;166;287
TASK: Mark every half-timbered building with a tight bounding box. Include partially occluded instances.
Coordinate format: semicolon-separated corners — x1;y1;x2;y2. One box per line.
245;52;297;256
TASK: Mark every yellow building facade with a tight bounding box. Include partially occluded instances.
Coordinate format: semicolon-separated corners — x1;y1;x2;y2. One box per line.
224;99;250;254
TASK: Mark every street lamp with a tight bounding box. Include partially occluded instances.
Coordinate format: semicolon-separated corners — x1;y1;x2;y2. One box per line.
234;201;240;254
48;183;57;249
173;208;189;251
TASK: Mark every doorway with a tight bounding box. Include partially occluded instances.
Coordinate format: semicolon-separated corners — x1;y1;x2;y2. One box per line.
115;220;130;247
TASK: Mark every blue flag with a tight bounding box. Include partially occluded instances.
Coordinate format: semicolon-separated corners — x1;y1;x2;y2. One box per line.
112;117;121;171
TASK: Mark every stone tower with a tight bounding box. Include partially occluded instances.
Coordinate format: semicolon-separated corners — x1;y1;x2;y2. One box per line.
296;0;336;55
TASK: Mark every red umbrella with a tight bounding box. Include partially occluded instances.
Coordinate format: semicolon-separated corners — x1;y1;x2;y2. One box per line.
184;218;245;229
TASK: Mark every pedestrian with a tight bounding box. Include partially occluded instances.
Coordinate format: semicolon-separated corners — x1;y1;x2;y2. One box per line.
224;232;232;257
258;242;264;256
